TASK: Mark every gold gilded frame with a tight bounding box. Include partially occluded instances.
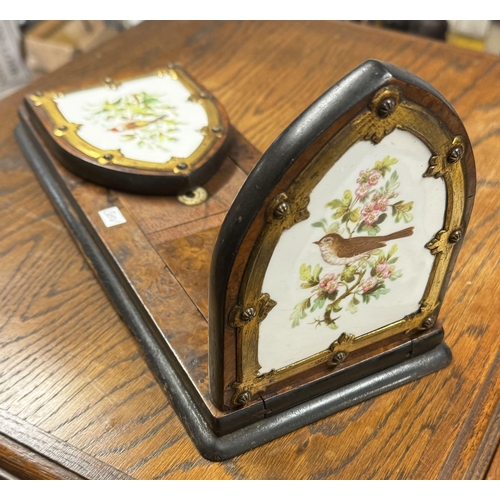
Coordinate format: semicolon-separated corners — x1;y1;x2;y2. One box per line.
229;85;466;406
28;66;226;174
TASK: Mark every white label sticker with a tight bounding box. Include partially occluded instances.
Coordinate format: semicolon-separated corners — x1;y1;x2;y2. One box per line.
98;206;127;227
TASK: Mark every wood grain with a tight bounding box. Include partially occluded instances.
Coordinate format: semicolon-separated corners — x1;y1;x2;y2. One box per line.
0;433;83;480
0;20;500;479
0;408;132;479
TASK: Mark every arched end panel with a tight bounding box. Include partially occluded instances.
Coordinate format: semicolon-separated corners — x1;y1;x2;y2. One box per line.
209;60;476;411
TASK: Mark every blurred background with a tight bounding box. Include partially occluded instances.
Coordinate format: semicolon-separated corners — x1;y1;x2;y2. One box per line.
1;20;499;102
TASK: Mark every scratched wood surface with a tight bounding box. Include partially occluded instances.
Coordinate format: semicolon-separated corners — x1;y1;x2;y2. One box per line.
1;20;500;479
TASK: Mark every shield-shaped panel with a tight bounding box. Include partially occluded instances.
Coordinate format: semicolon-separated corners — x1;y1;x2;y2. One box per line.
24;65;229;195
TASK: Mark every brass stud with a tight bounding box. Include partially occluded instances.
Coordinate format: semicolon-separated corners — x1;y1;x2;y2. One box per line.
235;391;251;406
377;97;396;118
57;125;68;132
103;154;114;161
274;201;290;219
34;90;43;96
447;146;463;164
448;228;463;243
241;307;256;323
421;316;435;329
199;92;208;99
329;351;348;366
211;125;222;133
176;162;188;170
177;187;208;206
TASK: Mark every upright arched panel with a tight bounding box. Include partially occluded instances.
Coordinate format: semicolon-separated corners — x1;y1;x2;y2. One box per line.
209;60;475;411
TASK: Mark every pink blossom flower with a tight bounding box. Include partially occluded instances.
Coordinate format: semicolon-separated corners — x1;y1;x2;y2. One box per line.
357;170;368;184
368;170;382;186
361;277;378;293
355;183;370;199
373;195;389;211
319;273;339;294
376;261;392;279
361;202;381;225
363;201;375;212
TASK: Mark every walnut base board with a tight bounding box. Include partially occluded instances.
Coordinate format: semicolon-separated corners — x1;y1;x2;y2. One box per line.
16;121;452;461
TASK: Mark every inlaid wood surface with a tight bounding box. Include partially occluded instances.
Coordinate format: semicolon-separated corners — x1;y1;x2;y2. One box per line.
1;20;500;479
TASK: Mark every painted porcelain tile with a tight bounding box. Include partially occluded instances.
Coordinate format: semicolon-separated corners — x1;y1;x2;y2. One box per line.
258;129;446;373
54;75;208;163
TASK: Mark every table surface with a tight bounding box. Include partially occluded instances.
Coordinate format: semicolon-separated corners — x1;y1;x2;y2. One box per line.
1;20;500;480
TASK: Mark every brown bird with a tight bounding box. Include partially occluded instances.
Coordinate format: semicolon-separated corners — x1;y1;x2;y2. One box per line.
314;227;414;266
109;114;167;133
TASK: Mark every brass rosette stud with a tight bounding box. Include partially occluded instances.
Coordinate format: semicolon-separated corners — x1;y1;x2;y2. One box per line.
369;86;402;118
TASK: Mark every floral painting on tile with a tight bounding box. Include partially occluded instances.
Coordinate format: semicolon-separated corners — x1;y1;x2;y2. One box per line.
84;91;182;153
291;156;415;329
54;75;208;164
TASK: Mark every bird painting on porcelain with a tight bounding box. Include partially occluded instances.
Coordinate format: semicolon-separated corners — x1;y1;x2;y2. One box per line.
291;156;415;329
52;73;209;165
85;91;182;152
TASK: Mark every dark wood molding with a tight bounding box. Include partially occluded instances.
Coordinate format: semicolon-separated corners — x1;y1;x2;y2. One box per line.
0;410;133;480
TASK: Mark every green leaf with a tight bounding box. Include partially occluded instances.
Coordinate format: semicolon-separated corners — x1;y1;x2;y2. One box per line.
325;199;343;209
312;219;327;231
290;297;311;328
342;190;353;206
367;224;381;236
313;264;323;281
341;265;357;283
324;290;338;302
349;207;360;223
326;222;341;234
389;269;403;280
392;200;414;223
346;295;360;314
371;287;390;299
333;207;348;219
300;282;315;289
299;264;312;282
387;244;398;260
402;211;414;223
363;282;390;300
375;156;398;175
311;296;326;312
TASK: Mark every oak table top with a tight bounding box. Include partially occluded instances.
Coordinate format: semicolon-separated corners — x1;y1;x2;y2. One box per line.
1;20;499;480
